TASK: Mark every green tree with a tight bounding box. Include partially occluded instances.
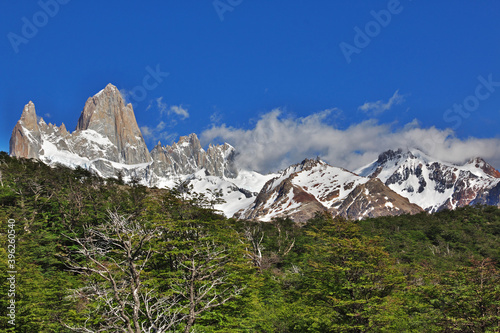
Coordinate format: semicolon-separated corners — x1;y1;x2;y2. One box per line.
297;214;405;332
151;217;254;332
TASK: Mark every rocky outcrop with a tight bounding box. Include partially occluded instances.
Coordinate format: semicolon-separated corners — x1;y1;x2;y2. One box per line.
10;84;151;167
334;178;423;219
235;170;327;222
150;133;237;178
466;157;500;178
9;101;42;159
75;83;151;164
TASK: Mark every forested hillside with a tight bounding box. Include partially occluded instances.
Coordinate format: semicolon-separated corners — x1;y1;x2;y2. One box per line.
0;152;499;332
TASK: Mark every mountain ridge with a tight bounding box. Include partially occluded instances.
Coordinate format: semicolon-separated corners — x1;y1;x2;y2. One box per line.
9;84;500;221
235;158;423;222
356;148;500;212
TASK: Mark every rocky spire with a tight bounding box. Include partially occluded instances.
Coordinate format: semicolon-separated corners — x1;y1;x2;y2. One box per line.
59;123;69;136
76;83;151;164
150;132;237;178
20;101;39;131
9;101;42;159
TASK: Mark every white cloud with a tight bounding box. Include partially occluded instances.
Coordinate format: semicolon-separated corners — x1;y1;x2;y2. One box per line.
169;105;189;119
200;109;500;173
140;121;175;144
44;113;51;118
358;90;405;116
155;97;189;120
139;99;189;144
156;97;168;116
140;121;165;139
210;111;222;124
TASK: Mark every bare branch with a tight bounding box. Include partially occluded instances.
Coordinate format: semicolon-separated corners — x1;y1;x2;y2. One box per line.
62;211;174;333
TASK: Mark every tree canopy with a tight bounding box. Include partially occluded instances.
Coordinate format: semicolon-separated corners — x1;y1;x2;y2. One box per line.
0;152;499;332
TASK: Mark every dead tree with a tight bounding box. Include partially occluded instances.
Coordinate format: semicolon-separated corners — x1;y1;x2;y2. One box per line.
63;210;183;333
242;225;265;269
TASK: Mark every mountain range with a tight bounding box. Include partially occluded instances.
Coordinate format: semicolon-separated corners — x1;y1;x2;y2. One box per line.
9;84;500;221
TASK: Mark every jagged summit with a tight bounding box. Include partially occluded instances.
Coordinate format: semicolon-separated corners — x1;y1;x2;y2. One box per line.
76;82;151;164
9;101;42;159
375;148;405;165
150;132;237;179
465;157;500;178
357;148;500;212
10;83;151;166
236;158;422;222
297;157;325;168
77;84;126;130
372;148;434;167
173;133;203;152
59;123;68;136
9;83;238;185
20;101;38;131
273;157;327;176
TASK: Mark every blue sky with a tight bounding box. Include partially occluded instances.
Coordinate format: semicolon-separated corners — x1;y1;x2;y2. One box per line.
2;1;500;171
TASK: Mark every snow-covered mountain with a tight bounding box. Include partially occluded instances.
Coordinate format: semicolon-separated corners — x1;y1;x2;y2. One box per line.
356;148;500;212
10;84;152;175
9;84;500;221
10;84;236;180
235;159;422;222
150;134;237;180
9;84;266;214
178;169;277;218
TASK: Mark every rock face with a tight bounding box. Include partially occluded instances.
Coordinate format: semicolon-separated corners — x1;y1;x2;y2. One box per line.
356;149;500;212
236;159;422;222
9;83;238;188
150;134;237;178
10;101;42;159
76;84;151;164
335;178;423;219
10;84;152;169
